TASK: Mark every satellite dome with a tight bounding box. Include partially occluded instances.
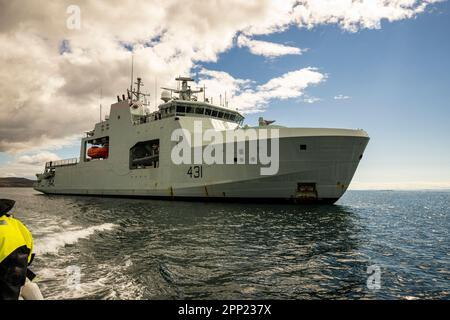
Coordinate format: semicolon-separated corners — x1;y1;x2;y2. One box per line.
161;90;171;102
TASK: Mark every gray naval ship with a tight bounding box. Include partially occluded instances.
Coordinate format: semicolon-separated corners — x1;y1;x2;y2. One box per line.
35;77;369;204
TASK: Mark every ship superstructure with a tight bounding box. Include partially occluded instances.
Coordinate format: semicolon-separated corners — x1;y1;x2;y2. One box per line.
35;77;369;203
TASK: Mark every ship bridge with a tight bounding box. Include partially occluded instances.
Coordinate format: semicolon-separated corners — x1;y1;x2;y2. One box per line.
157;77;244;125
157;100;244;125
122;76;245;126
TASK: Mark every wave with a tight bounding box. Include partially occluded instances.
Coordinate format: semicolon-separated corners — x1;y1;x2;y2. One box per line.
36;260;144;300
34;223;117;255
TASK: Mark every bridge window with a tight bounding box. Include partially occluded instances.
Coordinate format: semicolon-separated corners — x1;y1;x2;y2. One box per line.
174;104;243;124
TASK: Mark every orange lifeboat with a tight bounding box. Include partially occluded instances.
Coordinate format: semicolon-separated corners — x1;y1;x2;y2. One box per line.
87;146;109;159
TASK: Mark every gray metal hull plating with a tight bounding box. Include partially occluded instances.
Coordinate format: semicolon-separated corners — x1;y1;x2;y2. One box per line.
34;101;369;204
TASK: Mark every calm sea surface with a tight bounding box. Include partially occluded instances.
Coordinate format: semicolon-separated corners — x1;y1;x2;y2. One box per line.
1;188;448;299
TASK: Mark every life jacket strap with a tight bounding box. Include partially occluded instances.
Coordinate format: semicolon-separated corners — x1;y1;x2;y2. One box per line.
28;253;35;266
26;269;36;282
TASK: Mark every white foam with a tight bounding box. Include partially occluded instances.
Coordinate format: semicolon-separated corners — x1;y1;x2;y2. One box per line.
37;261;144;300
35;223;118;255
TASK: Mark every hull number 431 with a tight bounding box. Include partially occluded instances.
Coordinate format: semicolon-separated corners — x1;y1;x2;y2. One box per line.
187;166;203;178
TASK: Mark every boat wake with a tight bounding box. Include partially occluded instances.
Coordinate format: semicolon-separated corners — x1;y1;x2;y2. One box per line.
34;223;118;255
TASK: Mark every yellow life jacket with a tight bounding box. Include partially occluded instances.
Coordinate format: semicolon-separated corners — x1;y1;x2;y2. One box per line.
0;215;33;265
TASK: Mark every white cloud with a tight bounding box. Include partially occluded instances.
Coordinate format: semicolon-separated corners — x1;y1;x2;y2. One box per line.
0;172;18;178
0;151;61;179
290;0;444;32
258;68;325;99
1;135;81;155
0;0;279;153
196;69;252;104
17;152;61;166
237;35;304;57
303;97;321;104
334;94;350;100
0;0;440;155
198;67;326;113
0;163;40;179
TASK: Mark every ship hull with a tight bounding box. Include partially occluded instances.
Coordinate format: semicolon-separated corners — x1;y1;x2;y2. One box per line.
33;192;339;204
34;129;369;204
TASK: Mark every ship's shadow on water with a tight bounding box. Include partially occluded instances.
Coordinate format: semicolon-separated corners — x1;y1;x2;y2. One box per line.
34;195;372;299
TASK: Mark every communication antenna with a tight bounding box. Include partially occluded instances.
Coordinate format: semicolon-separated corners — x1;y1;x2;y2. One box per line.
130;53;134;100
203;84;206;102
154;77;157;108
99;88;103;122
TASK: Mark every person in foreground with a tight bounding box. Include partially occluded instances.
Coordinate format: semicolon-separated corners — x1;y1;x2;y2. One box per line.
0;199;43;300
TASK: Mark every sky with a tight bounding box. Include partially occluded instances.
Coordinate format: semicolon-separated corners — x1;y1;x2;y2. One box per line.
0;0;449;189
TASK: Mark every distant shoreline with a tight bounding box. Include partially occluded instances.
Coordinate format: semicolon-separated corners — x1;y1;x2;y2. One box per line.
0;177;35;188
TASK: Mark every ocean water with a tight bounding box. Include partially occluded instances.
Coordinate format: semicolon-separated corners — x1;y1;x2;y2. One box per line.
0;188;448;300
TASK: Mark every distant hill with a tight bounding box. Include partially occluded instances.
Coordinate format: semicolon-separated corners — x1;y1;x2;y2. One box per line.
0;177;35;187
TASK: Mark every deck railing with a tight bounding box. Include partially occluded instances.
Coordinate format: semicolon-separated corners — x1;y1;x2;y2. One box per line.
45;158;79;169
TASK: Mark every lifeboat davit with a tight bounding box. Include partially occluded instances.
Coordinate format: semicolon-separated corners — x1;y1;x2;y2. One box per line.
87;146;109;159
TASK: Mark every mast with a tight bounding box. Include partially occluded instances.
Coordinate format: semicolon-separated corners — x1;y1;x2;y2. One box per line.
130;53;134;101
99;88;102;122
135;77;142;101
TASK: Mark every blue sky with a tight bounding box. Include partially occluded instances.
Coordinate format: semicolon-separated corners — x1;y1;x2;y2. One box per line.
0;0;449;189
204;2;450;188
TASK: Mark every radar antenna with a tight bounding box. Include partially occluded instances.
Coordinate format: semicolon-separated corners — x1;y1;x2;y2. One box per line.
161;77;203;101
